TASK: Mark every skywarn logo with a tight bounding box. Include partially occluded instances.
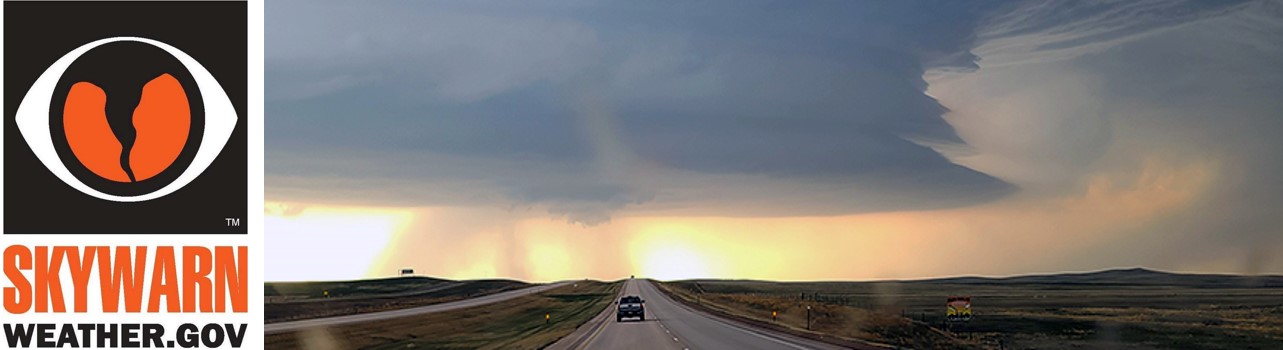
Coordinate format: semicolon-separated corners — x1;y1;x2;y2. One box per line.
4;1;247;234
14;37;237;202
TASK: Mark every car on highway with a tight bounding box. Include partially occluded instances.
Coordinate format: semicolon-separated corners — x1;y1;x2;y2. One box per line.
616;295;645;322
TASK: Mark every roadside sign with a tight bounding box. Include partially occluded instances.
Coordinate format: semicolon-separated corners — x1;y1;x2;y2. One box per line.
947;296;972;322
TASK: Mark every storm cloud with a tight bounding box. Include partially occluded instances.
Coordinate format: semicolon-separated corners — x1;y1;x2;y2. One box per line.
266;0;1283;281
929;0;1283;274
266;1;1023;223
265;0;1282;244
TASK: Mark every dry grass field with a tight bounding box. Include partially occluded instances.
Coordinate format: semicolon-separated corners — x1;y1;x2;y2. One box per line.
660;269;1283;349
658;281;979;349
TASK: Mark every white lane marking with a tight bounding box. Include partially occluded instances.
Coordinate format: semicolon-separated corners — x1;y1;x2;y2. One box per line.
573;306;614;350
699;315;812;350
643;281;817;350
571;280;633;350
673;337;679;342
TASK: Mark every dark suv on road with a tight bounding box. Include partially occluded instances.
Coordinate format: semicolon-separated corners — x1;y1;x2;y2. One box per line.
616;296;645;322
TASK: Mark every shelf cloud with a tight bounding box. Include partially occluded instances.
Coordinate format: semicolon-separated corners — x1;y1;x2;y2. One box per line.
266;0;1283;280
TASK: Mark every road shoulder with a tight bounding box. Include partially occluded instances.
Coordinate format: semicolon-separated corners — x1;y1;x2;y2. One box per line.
653;281;891;350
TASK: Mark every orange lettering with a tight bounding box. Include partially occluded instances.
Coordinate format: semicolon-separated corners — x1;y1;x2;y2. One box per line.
148;247;179;312
182;246;213;312
99;247;147;313
3;246;32;314
35;246;65;313
214;246;248;312
64;246;98;312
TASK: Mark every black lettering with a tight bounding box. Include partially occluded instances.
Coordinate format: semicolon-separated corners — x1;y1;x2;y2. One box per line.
3;324;36;348
77;324;94;347
200;323;224;347
143;323;165;348
176;324;199;348
224;324;246;348
57;323;78;347
98;323;118;348
36;323;55;347
122;323;140;348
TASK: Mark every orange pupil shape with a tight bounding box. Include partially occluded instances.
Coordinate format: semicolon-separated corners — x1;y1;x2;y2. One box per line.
63;73;190;183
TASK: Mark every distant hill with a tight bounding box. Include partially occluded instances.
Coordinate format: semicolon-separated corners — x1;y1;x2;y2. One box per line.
265;276;531;300
265;276;456;299
914;267;1283;288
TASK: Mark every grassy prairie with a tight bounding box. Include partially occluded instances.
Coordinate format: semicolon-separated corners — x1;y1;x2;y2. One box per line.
266;278;529;322
265;280;621;350
658;281;977;349
661;269;1283;350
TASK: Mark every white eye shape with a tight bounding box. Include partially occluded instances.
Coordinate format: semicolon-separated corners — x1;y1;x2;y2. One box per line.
14;36;237;202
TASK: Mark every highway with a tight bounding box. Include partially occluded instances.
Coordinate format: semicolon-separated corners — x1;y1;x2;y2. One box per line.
549;279;850;350
264;281;571;334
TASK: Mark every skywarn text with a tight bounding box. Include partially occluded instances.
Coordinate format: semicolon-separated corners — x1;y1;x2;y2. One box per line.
3;246;248;313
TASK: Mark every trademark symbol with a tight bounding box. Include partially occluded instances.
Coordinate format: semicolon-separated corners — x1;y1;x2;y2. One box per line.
225;218;241;227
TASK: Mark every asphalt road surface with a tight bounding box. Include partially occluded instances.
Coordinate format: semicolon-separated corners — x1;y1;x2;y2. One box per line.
264;281;571;334
549;279;848;350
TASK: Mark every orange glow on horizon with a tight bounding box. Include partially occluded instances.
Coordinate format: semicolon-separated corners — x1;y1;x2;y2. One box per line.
264;202;414;281
267;158;1219;282
628;226;714;280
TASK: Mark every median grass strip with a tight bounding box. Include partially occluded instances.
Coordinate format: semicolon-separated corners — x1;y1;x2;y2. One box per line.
266;278;530;322
265;280;622;350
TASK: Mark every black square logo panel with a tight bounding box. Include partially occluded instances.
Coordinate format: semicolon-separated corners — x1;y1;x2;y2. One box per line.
4;2;247;234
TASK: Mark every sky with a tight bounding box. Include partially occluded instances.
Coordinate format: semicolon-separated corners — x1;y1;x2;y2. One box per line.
264;0;1283;282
